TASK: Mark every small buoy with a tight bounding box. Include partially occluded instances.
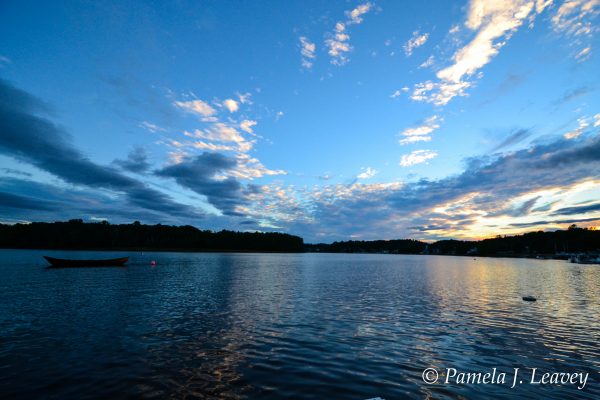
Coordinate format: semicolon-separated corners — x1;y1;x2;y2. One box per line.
150;260;156;266
522;296;537;302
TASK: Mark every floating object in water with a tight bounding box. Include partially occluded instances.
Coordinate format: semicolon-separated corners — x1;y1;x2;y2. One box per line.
44;256;128;268
150;260;157;266
522;296;537;302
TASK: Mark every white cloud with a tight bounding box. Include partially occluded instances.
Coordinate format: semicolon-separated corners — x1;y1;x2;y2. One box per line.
222;98;239;113
399;135;432;145
326;3;373;66
0;55;11;66
564;116;590;139
139;121;166;133
237;92;252;104
399;115;441;145
240;119;257;133
552;0;599;36
299;36;316;68
346;2;373;24
594;113;600;127
390;86;410;98
357;167;378;179
192;141;236;151
174;99;216;117
404;31;429;56
400;149;438;167
419;55;435;68
411;0;537;106
187;123;245;144
575;46;592;61
326;23;352;66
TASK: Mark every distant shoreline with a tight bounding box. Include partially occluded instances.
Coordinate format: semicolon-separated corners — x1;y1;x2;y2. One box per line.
1;220;599;259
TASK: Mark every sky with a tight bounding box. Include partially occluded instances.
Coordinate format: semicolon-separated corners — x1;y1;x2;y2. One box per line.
0;0;599;243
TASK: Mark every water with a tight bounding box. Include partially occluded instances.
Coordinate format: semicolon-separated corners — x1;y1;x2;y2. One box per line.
0;250;599;399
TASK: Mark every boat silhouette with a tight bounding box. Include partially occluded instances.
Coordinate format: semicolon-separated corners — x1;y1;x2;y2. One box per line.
43;256;128;268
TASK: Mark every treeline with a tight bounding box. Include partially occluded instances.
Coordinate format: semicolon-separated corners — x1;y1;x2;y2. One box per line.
0;220;304;252
307;225;600;257
305;239;426;254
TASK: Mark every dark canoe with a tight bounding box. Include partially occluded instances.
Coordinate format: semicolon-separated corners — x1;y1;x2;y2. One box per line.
43;256;129;267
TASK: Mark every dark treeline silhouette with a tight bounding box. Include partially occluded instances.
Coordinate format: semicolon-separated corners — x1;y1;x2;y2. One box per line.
307;225;600;257
305;239;426;254
1;221;599;257
0;220;304;252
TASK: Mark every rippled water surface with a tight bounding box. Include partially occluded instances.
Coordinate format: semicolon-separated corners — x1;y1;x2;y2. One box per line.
1;250;599;399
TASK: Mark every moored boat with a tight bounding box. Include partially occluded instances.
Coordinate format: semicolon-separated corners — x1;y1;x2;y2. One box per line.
43;256;128;267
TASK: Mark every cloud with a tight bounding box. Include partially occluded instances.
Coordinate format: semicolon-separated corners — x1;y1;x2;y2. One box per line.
419;55;435;68
357;167;378;179
299;36;316;68
551;202;600;216
399;115;441;145
0;191;59;211
222;98;239;113
113;147;151;173
411;0;536;106
240;119;257;134
575;46;592;61
0;79;201;219
404;31;429;56
174;99;216;117
289;134;600;241
400;149;438;166
563;116;590;139
0;55;11;67
551;0;599;38
554;86;591;105
325;3;373;66
155;152;247;216
346;2;373;24
492;128;533;151
139;121;166;133
1;168;32;177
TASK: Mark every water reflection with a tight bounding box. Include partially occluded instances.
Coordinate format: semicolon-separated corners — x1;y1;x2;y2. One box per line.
0;250;598;399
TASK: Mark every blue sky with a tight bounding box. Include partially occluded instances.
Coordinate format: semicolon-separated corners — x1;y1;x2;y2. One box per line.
1;0;599;242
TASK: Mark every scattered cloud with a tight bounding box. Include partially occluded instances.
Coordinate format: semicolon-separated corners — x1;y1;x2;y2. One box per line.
564;116;590;139
404;31;429;56
240;119;257;134
174;99;216;118
357;167;378;179
399;115;441;145
400;149;438;166
346;2;373;24
139;121;166;133
222;98;239;113
0;55;11;67
411;0;537;106
575;46;592;61
326;2;373;66
551;0;599;39
299;36;316;68
419;55;435;68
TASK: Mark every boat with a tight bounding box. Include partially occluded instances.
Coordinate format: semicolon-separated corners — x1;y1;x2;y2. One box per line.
43;256;129;267
522;296;537;302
